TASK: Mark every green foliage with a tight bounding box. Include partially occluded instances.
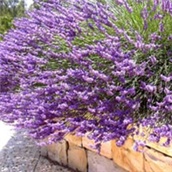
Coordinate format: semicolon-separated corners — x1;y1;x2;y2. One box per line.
109;0;172;43
73;21;105;47
0;15;13;34
0;0;25;34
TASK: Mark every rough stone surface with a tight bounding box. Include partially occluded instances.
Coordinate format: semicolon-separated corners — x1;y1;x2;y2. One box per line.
133;125;172;157
144;147;172;172
82;135;112;159
0;122;73;172
87;151;126;172
47;140;68;166
146;140;172;157
65;134;82;147
100;141;112;159
112;138;144;172
68;143;87;172
82;135;95;152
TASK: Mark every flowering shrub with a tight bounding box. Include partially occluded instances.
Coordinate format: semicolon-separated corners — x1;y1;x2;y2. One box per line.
0;0;172;148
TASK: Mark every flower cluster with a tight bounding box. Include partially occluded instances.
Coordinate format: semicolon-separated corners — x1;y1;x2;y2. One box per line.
0;0;172;147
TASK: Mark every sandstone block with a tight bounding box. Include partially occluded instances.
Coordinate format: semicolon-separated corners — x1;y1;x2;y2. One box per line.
88;151;126;172
46;140;67;165
133;125;172;157
82;135;97;153
82;135;112;159
145;138;172;157
144;147;172;172
68;143;87;172
65;134;82;147
100;141;113;159
112;138;144;172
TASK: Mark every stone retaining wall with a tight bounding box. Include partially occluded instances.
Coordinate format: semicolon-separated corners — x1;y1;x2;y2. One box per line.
41;134;172;172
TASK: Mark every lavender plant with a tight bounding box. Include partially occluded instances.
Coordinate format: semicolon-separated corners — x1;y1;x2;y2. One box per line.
0;0;172;148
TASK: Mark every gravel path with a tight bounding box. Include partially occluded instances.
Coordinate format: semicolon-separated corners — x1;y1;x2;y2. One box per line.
0;122;73;172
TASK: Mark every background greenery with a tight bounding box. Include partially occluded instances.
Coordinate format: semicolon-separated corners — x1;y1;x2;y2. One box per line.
0;0;25;34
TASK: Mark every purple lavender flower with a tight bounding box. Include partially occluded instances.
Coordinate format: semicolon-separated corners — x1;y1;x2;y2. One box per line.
160;75;172;82
0;0;172;150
